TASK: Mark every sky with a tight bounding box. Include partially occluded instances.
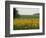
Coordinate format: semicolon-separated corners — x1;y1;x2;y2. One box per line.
16;8;39;15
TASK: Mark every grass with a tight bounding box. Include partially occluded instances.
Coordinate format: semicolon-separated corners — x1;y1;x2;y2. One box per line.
13;25;39;30
13;15;39;30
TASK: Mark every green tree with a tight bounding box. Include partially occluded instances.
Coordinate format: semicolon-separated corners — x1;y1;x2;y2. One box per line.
13;8;20;18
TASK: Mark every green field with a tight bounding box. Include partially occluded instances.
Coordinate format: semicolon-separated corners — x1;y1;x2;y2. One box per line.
13;14;39;30
13;24;39;30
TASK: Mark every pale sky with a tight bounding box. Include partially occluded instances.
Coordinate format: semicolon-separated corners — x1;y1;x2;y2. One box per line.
16;8;39;15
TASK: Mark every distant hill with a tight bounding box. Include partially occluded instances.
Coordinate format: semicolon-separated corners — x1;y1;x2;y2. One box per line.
33;13;39;16
15;13;39;18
